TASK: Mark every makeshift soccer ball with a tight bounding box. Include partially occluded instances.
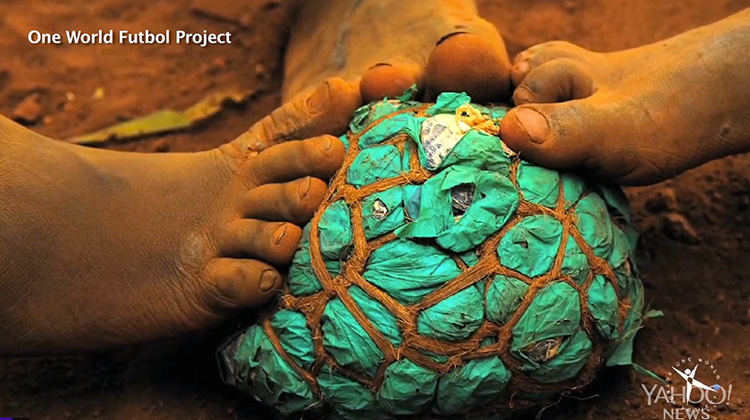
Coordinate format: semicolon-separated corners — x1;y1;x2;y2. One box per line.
219;92;645;420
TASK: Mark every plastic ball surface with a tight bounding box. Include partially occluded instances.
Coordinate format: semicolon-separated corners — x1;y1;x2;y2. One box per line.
219;91;645;420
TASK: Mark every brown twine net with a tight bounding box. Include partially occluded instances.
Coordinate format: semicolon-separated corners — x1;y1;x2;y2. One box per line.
261;104;636;416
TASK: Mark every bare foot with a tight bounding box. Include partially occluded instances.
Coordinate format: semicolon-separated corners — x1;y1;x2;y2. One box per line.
0;79;359;356
283;0;513;104
0;0;514;356
500;8;750;185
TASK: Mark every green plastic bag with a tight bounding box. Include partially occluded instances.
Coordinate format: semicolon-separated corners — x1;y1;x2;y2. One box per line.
219;92;645;420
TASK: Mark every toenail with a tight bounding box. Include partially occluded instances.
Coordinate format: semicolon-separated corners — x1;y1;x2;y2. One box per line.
514;108;550;145
273;224;287;246
513;61;530;75
297;177;312;199
436;31;468;46
514;86;535;103
316;135;334;152
259;270;278;293
368;62;393;69
307;81;331;113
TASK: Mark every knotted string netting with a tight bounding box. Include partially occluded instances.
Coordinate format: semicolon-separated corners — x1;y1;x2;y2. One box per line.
219;92;645;420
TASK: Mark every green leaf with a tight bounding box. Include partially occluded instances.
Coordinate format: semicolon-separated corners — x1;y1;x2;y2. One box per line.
644;309;665;319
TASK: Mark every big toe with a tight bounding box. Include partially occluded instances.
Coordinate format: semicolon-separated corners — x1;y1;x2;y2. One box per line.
234;77;361;152
360;64;419;104
501;102;600;171
500;99;675;185
425;33;512;103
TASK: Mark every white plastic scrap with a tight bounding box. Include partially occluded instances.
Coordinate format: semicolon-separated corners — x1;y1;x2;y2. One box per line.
420;113;471;170
372;199;389;221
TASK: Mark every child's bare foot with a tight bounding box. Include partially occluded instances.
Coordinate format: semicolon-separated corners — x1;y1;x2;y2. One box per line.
0;79;358;356
500;8;750;185
0;0;514;356
283;0;513;104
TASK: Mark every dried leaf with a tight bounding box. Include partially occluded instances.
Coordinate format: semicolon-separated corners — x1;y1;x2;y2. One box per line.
67;89;255;145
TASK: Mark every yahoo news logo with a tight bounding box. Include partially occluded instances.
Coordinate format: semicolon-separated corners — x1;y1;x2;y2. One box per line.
641;356;733;420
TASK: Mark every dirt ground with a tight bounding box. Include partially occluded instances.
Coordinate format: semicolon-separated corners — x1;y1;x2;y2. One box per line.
1;0;750;419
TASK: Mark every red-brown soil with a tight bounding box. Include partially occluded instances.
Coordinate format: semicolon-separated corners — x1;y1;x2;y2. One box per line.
1;0;749;419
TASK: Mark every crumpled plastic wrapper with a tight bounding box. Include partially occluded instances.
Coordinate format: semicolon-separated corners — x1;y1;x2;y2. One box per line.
217;91;645;420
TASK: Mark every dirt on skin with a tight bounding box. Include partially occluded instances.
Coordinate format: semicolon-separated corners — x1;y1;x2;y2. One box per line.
1;0;750;419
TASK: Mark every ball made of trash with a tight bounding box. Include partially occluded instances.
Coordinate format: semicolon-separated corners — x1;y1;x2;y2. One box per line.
219;91;645;420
